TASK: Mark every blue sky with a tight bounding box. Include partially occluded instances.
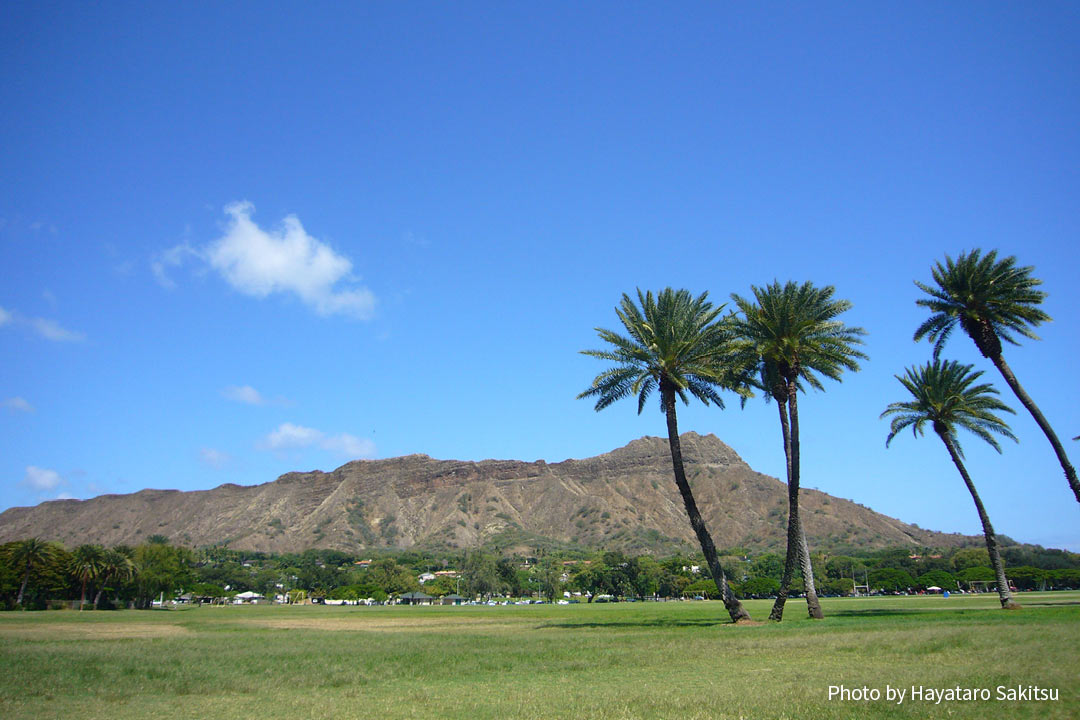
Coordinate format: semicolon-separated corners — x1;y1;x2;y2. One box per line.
2;2;1078;550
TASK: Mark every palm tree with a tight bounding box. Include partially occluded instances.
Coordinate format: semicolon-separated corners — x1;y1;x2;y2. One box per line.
881;359;1020;609
6;538;61;608
914;250;1079;506
71;544;105;610
93;548;137;609
732;281;866;621
579;288;752;622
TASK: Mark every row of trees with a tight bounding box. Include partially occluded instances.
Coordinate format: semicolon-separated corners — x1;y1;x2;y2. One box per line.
8;535;1078;609
579;249;1076;620
0;535;193;610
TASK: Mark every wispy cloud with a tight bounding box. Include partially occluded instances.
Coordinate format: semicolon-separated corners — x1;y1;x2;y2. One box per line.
199;447;232;469
28;316;85;342
321;433;376;458
23;466;62;491
0;307;85;342
2;397;34;413
222;385;265;406
261;422;376;459
155;202;376;319
263;422;324;449
221;384;290;407
151;243;200;290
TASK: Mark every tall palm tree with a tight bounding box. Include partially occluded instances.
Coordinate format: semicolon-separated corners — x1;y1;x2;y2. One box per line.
732;281;866;621
93;548;137;609
71;544;105;610
914;250;1079;505
6;538;61;608
881;359;1020;609
579;288;752;622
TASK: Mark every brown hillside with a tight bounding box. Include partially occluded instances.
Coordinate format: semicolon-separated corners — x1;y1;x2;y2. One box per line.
0;433;971;554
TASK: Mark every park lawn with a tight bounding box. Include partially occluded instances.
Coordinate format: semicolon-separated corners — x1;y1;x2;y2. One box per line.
0;592;1077;720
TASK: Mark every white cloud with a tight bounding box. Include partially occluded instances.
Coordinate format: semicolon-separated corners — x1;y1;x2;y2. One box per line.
322;433;377;458
156;203;375;319
3;397;34;413
28;316;85;342
55;492;77;500
222;385;265;406
151;243;199;289
24;466;62;491
0;308;85;342
261;423;376;459
199;448;232;469
264;422;325;450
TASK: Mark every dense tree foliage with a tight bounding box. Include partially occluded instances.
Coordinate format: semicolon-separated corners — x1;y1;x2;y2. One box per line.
2;537;1078;610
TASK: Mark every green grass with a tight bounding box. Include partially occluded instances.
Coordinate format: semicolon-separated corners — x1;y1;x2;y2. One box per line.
1;592;1077;719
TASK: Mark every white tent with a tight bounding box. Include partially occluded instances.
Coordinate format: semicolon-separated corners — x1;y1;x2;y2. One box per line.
926;586;942;591
234;591;265;603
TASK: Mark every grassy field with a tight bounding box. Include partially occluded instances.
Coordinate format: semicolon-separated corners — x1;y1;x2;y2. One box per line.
1;592;1077;719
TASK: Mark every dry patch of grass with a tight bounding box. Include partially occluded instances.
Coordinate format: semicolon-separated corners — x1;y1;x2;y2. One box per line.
0;622;190;639
249;614;520;633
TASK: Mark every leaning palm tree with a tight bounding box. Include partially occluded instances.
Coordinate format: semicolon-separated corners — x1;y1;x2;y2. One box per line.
6;538;61;608
93;548;137;609
914;250;1078;505
579;288;752;622
71;544;105;610
881;359;1020;609
732;281;866;621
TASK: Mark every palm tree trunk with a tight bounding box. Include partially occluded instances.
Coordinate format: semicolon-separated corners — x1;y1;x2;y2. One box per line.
17;563;30;607
789;390;824;618
661;381;751;622
988;352;1080;506
80;579;87;611
937;430;1019;609
770;389;824;621
769;399;796;620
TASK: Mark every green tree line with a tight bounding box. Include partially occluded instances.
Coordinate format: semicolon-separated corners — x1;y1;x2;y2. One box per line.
4;537;1078;610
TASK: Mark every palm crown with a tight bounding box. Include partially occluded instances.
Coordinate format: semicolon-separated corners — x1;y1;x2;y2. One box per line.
578;288;749;414
913;249;1049;358
882;359;1017;456
731;280;867;394
71;544;105;582
8;537;59;569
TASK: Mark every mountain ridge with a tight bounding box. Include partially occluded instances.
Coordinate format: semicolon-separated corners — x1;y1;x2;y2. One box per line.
0;433;974;554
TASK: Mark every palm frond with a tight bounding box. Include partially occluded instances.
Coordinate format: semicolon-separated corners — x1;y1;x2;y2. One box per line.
578;287;750;417
881;358;1017;455
914;249;1050;355
731;280;866;398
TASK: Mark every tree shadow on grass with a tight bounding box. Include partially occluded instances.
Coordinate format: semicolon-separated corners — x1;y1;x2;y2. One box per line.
830;608;965;618
537;618;736;630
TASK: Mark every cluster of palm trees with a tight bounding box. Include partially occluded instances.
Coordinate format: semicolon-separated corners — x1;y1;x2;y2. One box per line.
4;538;136;610
883;250;1077;610
579;250;1074;621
